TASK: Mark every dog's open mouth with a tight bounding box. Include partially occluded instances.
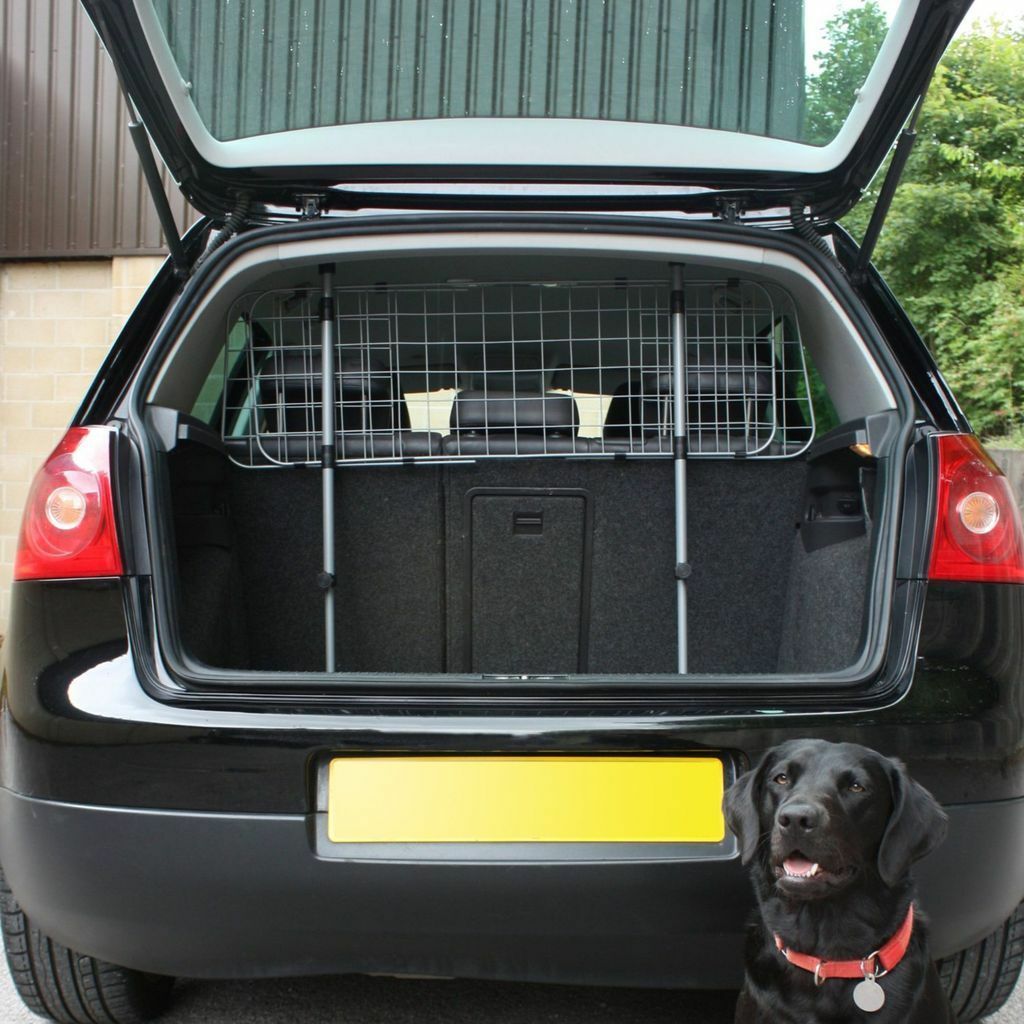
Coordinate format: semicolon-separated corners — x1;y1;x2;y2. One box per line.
782;854;824;879
772;851;851;893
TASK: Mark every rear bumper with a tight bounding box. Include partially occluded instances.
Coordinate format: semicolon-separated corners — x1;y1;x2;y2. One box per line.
4;577;1024;983
2;787;1022;985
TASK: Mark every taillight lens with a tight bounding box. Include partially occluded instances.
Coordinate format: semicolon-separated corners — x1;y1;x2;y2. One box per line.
14;427;123;581
928;434;1024;584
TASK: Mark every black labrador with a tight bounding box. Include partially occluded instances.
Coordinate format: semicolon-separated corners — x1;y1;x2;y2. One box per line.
724;739;955;1024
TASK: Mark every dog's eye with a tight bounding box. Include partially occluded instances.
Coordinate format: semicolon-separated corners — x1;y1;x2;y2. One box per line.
848;782;865;793
773;773;789;785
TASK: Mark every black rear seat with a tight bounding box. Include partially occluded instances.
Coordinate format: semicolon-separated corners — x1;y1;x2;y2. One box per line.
252;349;440;462
604;347;774;451
241;433;441;463
247;343;776;461
443;390;588;454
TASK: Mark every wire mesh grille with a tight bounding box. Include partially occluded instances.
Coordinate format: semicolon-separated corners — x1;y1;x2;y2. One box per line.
221;278;814;467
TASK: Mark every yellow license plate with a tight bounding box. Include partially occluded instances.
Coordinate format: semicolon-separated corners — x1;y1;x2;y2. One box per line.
326;756;725;843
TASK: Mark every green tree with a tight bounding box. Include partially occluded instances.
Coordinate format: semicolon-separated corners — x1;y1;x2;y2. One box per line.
813;14;1024;438
919;27;1024;209
804;2;888;145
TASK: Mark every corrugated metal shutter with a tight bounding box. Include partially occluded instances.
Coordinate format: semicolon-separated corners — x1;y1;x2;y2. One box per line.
154;0;805;143
0;0;197;259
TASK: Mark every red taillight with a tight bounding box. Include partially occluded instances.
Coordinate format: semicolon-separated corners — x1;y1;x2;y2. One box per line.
928;434;1024;584
14;427;123;581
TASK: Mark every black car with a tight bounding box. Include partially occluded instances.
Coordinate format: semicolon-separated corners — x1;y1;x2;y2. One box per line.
3;1;1023;1022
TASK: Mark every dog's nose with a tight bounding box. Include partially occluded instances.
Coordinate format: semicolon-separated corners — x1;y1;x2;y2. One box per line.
777;803;823;833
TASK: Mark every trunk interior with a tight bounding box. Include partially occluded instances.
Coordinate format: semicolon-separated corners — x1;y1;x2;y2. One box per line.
170;452;874;676
146;242;893;682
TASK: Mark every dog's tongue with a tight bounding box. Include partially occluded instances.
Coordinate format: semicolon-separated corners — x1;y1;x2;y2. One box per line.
784;854;815;875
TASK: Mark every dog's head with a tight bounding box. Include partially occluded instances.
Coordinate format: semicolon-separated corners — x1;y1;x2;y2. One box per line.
724;739;947;900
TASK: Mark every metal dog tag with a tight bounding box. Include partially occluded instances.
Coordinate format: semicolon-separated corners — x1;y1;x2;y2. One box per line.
852;978;886;1013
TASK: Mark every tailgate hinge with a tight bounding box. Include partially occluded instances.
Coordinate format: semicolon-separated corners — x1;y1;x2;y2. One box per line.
297;194;327;219
714;198;745;225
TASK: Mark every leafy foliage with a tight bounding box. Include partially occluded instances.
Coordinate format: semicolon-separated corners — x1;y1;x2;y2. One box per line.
805;3;889;146
812;8;1024;438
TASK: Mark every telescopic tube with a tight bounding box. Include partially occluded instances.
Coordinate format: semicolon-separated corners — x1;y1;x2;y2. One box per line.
671;263;688;674
319;264;336;672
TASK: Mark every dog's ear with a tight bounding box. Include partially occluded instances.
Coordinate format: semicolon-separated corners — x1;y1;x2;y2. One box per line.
877;758;948;887
724;749;774;864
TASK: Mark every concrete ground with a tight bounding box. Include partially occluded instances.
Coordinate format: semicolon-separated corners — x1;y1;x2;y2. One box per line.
0;966;1020;1023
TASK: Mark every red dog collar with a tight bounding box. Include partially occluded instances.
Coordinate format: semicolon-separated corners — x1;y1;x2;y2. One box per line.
774;904;915;985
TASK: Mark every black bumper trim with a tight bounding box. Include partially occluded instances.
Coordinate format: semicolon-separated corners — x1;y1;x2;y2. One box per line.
0;789;1022;984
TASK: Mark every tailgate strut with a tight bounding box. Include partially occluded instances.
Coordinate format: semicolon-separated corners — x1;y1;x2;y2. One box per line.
123;94;189;278
853;91;929;281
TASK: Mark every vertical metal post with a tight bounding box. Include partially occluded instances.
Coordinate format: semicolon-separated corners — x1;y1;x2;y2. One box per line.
670;263;688;674
319;264;337;672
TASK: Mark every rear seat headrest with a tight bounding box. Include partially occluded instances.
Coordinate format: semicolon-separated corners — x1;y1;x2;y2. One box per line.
643;359;772;397
256;349;409;432
450;390;580;436
260;350;394;398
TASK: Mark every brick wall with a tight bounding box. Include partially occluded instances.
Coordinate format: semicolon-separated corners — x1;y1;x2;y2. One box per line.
0;257;163;633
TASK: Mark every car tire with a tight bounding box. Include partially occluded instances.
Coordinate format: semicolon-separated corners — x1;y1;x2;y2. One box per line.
937;901;1024;1022
0;870;174;1024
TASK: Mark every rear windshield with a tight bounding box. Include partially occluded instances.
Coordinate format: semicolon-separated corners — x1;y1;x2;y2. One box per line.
147;0;894;147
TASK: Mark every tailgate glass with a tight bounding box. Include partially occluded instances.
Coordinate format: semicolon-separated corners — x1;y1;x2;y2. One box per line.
148;0;892;147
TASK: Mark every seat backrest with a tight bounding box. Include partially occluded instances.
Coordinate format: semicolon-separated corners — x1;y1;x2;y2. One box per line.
603;347;774;450
256;349;408;435
449;390;579;436
445;390;586;453
250;348;440;462
603;380;664;442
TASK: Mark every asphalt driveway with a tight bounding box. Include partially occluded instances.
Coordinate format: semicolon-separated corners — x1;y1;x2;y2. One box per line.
1;966;1021;1023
